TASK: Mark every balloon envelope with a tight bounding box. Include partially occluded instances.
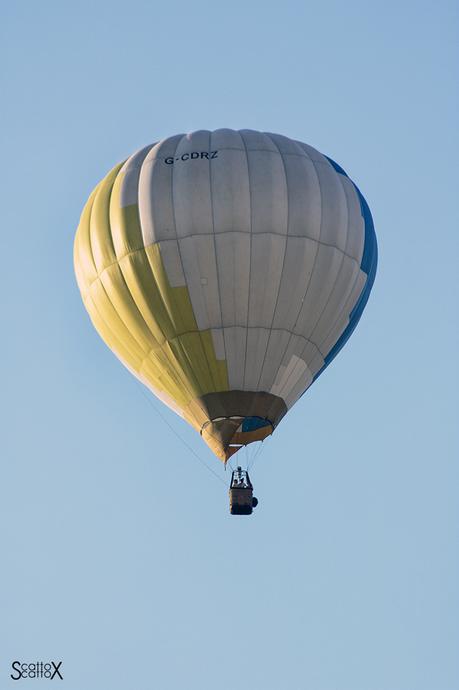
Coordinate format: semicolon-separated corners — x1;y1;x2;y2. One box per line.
74;129;377;461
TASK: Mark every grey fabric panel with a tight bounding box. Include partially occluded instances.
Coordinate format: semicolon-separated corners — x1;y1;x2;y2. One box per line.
239;129;278;152
343;269;368;318
268;133;322;242
240;131;289;236
320;317;350;364
301;340;325;376
210;130;251;234
223;326;247;390
248;233;286;327
120;144;155;208
138;135;184;245
173;130;214;239
169;132;225;334
157;240;186;288
282;154;322;240
309;255;360;346
211;328;226;360
215;232;250;326
211;128;246;151
341;176;365;263
272;236;319;331
243;328;270;390
257;329;292;392
314;161;348;251
295;142;364;262
308;351;326;378
274;355;309;401
265;132;309;157
319;270;367;356
178;234;221;330
270;335;309;399
295;244;344;338
284;364;314;408
294;140;329;163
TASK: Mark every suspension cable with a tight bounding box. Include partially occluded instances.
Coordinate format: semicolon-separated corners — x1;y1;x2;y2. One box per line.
135;383;227;486
247;436;269;471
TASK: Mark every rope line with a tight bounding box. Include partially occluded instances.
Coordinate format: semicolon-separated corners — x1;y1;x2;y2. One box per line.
247;436;269;471
135;383;227;486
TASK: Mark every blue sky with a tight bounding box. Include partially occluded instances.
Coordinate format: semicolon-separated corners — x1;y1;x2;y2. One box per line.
2;1;458;688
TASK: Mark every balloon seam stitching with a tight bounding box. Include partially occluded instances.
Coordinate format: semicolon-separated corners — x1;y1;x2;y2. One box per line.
254;133;290;391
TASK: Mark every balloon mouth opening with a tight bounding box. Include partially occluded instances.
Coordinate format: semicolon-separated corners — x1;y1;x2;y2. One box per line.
201;416;274;461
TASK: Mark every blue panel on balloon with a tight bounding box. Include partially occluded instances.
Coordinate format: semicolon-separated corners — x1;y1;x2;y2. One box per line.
242;416;270;432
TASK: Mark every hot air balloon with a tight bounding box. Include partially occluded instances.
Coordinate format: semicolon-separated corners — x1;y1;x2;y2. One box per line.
74;129;377;512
